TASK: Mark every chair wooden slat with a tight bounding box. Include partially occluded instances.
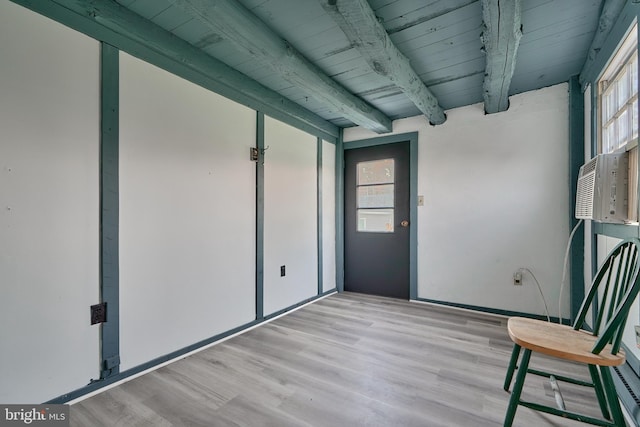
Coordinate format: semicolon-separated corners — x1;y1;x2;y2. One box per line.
507;317;625;366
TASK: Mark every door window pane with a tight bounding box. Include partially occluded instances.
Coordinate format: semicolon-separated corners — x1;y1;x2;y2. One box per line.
357;184;394;208
357;159;394;185
356;158;395;233
357;209;394;232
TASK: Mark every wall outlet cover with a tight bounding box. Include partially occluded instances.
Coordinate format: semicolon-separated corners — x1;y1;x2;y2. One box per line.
90;302;107;325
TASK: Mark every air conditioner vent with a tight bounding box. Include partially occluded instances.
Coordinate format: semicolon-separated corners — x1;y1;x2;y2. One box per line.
576;171;596;219
581;156;598;175
575;152;628;223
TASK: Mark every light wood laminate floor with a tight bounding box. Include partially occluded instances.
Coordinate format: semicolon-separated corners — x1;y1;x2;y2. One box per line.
71;292;614;426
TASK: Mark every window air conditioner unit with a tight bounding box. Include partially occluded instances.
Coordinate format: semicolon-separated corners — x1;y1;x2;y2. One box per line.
575;152;628;223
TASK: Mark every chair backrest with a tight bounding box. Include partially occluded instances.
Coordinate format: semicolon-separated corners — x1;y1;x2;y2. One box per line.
573;237;640;355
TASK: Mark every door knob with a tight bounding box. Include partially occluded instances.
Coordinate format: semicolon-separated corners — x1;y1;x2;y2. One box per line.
400;220;409;227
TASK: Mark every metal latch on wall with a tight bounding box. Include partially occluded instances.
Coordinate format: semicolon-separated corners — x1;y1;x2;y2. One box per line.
250;146;269;163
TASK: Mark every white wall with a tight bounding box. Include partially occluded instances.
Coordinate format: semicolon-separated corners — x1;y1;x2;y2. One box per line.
0;2;100;403
0;0;336;404
345;84;570;318
322;141;337;292
264;117;318;315
119;53;256;370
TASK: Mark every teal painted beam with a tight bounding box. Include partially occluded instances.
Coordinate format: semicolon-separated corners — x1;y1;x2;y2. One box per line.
169;0;392;134
579;0;626;87
322;0;446;125
256;112;265;320
480;0;522;114
100;42;120;379
568;75;585;323
336;130;345;292
10;0;338;142
317;138;324;296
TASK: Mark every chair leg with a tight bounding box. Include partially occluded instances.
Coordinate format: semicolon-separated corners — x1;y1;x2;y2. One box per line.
504;348;531;427
600;366;625;427
588;364;611;421
503;344;521;391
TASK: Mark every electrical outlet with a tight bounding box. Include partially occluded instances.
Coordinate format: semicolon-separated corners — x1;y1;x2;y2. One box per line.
513;271;522;285
90;302;107;325
280;265;286;277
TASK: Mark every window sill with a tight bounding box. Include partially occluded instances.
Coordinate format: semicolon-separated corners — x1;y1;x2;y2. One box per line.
593;221;640;239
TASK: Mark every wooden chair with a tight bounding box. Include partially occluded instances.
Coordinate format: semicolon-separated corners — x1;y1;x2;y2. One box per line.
503;238;640;427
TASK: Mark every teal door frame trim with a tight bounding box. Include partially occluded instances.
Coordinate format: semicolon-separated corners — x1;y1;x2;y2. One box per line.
342;132;419;300
256;112;265;320
99;42;120;379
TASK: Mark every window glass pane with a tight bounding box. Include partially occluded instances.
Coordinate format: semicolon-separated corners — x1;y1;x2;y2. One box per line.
602;92;611;123
617;70;629;109
607;91;617;122
633;99;638;139
357;159;394;185
618;109;629;148
629;146;639;222
604;124;615;153
357;209;394;232
602;124;611;153
631;58;638;96
357;184;394;208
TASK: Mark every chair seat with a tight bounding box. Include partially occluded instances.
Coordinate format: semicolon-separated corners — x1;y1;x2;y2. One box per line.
507;317;625;367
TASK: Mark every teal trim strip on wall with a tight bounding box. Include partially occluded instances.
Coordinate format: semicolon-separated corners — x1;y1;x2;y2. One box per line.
317;138;324;296
99;42;120;379
336;130;345;292
46;291;336;404
9;0;338;143
415;298;570;324
263;291;337;322
256;112;265;320
568;75;585;323
47;318;259;404
343;132;419;300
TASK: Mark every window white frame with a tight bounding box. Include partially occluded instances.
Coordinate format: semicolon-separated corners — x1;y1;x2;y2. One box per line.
598;22;639;222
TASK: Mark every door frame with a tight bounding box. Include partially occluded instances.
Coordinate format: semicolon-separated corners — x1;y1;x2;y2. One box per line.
338;131;418;300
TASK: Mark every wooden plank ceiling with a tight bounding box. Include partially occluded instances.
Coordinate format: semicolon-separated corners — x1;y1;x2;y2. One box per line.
115;0;606;132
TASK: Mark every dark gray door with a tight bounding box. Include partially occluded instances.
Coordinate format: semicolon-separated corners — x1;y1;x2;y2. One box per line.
344;142;410;299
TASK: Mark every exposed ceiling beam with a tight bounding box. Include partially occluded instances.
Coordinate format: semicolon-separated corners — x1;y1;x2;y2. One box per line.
579;0;626;87
322;0;446;125
169;0;393;134
10;0;339;141
480;0;522;114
